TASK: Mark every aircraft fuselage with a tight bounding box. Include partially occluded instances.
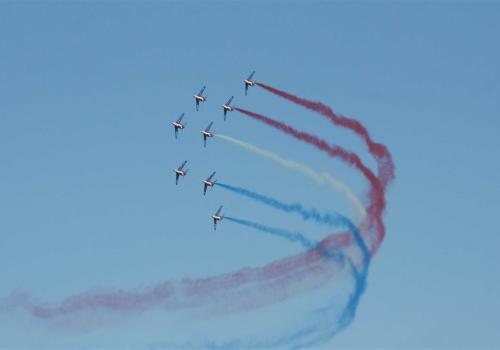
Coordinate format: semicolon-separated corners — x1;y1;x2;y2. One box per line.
194;95;206;102
244;79;254;86
201;131;213;137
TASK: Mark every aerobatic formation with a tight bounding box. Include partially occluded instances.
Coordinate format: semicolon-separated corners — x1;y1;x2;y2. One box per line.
1;71;395;348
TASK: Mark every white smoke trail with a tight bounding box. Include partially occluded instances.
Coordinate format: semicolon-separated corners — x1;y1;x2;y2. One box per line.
215;134;366;222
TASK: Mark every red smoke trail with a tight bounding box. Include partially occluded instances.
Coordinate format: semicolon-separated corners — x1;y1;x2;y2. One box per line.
23;230;353;320
256;82;395;190
235;107;385;252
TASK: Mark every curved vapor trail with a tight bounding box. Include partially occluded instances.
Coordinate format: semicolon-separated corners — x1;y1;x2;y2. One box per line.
285;214;371;349
255;82;395;250
8;230;357;322
255;82;394;184
215;134;366;221
233;212;371;349
235;107;384;252
145;214;370;349
216;180;375;337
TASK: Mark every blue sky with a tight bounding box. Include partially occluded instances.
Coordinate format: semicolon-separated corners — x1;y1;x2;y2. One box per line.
0;2;499;348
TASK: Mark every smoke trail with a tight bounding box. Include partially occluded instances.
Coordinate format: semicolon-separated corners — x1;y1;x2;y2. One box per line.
235;107;385;251
280;216;371;349
225;86;394;346
256;82;395;189
9;228;356;321
218;213;370;349
147;214;370;349
225;216;318;250
215;179;373;321
255;83;395;252
216;182;352;232
214;134;366;221
224;216;342;262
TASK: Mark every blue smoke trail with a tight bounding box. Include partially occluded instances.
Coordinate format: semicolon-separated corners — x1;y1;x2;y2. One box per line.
147;218;370;349
284;215;371;349
218;183;372;348
224;216;341;261
250;216;370;349
216;182;350;230
224;216;317;250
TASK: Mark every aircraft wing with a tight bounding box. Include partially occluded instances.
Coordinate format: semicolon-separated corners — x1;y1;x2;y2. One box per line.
179;160;187;170
177;113;184;122
203;183;208;195
207;171;216;180
227;96;234;105
198;86;206;95
205;122;213;131
175;172;180;185
248;71;255;80
215;205;223;216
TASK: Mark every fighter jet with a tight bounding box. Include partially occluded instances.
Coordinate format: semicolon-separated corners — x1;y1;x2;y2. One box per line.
201;122;214;147
172;113;186;139
221;96;234;121
174;160;188;185
244;71;256;95
202;171;216;195
193;85;207;111
212;205;224;230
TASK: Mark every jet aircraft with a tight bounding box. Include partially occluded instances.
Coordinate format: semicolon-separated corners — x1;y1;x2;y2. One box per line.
221;96;234;120
193;86;207;111
202;171;216;195
212;205;224;230
172;113;186;139
201;122;214;147
244;71;256;95
174;160;188;185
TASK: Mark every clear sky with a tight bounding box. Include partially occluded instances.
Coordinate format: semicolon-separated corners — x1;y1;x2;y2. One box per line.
1;2;499;349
